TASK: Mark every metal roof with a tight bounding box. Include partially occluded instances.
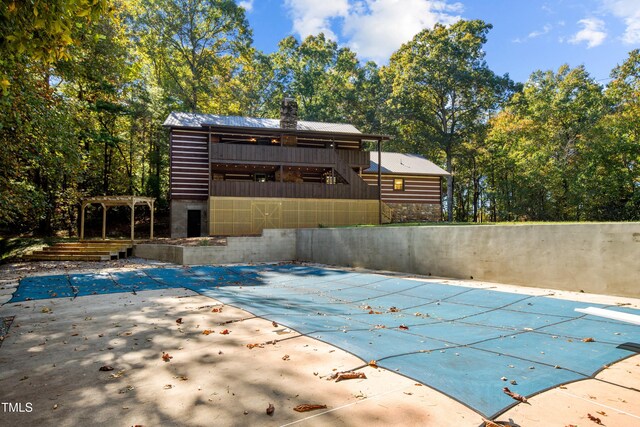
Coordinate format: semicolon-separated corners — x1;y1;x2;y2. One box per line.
163;112;362;134
365;152;450;176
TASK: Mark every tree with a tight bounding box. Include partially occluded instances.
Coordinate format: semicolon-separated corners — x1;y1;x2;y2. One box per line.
486;65;604;220
383;20;512;221
269;34;363;122
0;0;108;93
135;0;252;113
587;50;640;220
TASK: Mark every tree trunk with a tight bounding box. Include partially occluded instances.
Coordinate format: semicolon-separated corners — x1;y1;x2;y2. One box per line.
446;151;454;222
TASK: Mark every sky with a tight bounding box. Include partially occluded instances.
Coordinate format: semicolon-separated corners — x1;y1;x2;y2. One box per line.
236;0;640;84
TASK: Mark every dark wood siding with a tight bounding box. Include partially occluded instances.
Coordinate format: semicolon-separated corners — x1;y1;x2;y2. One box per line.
362;174;442;204
170;129;209;199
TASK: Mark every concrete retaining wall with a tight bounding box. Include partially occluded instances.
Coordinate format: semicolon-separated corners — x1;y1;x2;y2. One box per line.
135;229;296;265
296;223;640;298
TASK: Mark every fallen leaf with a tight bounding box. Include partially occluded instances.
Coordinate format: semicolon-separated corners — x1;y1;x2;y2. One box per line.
389;306;399;312
582;337;595;342
335;371;367;382
41;307;50;313
162;352;173;362
110;370;125;378
587;413;603;425
272;321;278;327
164;384;173;390
293;404;327;412
220;329;230;335
482;419;502;427
596;411;607;416
176;318;183;324
52;404;58;410
119;385;135;394
502;387;527;403
202;329;213;335
266;403;275;416
246;343;263;349
99;365;114;371
398;325;409;330
174;376;188;381
368;360;378;368
282;354;290;361
368;310;374;314
374;324;386;329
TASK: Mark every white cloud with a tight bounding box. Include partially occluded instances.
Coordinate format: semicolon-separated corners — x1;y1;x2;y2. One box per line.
603;0;640;44
238;0;254;12
284;0;350;41
512;23;555;44
528;24;552;39
283;0;463;63
343;0;462;63
569;18;607;48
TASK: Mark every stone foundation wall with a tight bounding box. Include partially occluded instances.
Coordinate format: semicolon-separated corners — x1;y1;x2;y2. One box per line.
170;199;208;238
390;203;442;222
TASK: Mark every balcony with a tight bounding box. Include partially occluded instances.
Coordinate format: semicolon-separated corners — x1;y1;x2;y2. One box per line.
210;143;370;169
210;180;378;200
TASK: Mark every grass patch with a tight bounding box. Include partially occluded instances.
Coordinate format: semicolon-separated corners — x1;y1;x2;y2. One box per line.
0;236;77;263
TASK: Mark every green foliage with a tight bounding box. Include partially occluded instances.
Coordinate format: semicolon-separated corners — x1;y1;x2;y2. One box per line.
135;0;252;113
1;7;638;235
269;34;365;123
383;20;514;221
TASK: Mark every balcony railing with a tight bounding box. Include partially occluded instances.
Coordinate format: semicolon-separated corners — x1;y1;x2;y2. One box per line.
210;180;378;200
210;143;370;168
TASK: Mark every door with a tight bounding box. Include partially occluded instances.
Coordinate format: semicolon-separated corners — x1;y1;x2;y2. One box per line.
187;210;201;237
251;202;282;234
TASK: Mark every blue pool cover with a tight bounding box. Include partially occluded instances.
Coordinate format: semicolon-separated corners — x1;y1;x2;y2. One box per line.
9;264;639;418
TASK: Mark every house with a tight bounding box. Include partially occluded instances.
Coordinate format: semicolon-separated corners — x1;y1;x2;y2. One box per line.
362;152;449;222
163;99;391;237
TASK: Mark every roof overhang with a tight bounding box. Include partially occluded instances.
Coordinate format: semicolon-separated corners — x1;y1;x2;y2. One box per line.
166;122;391;142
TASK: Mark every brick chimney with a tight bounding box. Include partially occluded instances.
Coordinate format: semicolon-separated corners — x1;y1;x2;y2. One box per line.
280;97;298;130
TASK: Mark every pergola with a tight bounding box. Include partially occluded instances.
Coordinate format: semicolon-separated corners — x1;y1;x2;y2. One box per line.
80;196;155;241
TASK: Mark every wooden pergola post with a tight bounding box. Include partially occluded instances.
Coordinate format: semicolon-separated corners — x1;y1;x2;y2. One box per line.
150;199;154;240
101;203;107;240
130;201;135;242
79;196;156;242
80;202;87;241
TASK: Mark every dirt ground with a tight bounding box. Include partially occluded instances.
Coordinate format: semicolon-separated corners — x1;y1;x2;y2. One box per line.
0;259;639;427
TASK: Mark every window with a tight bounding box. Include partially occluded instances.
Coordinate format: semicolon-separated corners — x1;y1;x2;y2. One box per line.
254;173;267;183
393;178;405;191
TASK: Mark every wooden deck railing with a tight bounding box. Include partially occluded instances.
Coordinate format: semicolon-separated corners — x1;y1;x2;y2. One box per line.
210;144;370;168
210;180;378;199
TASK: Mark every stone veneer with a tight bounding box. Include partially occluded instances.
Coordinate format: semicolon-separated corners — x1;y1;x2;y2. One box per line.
390;203;442;223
